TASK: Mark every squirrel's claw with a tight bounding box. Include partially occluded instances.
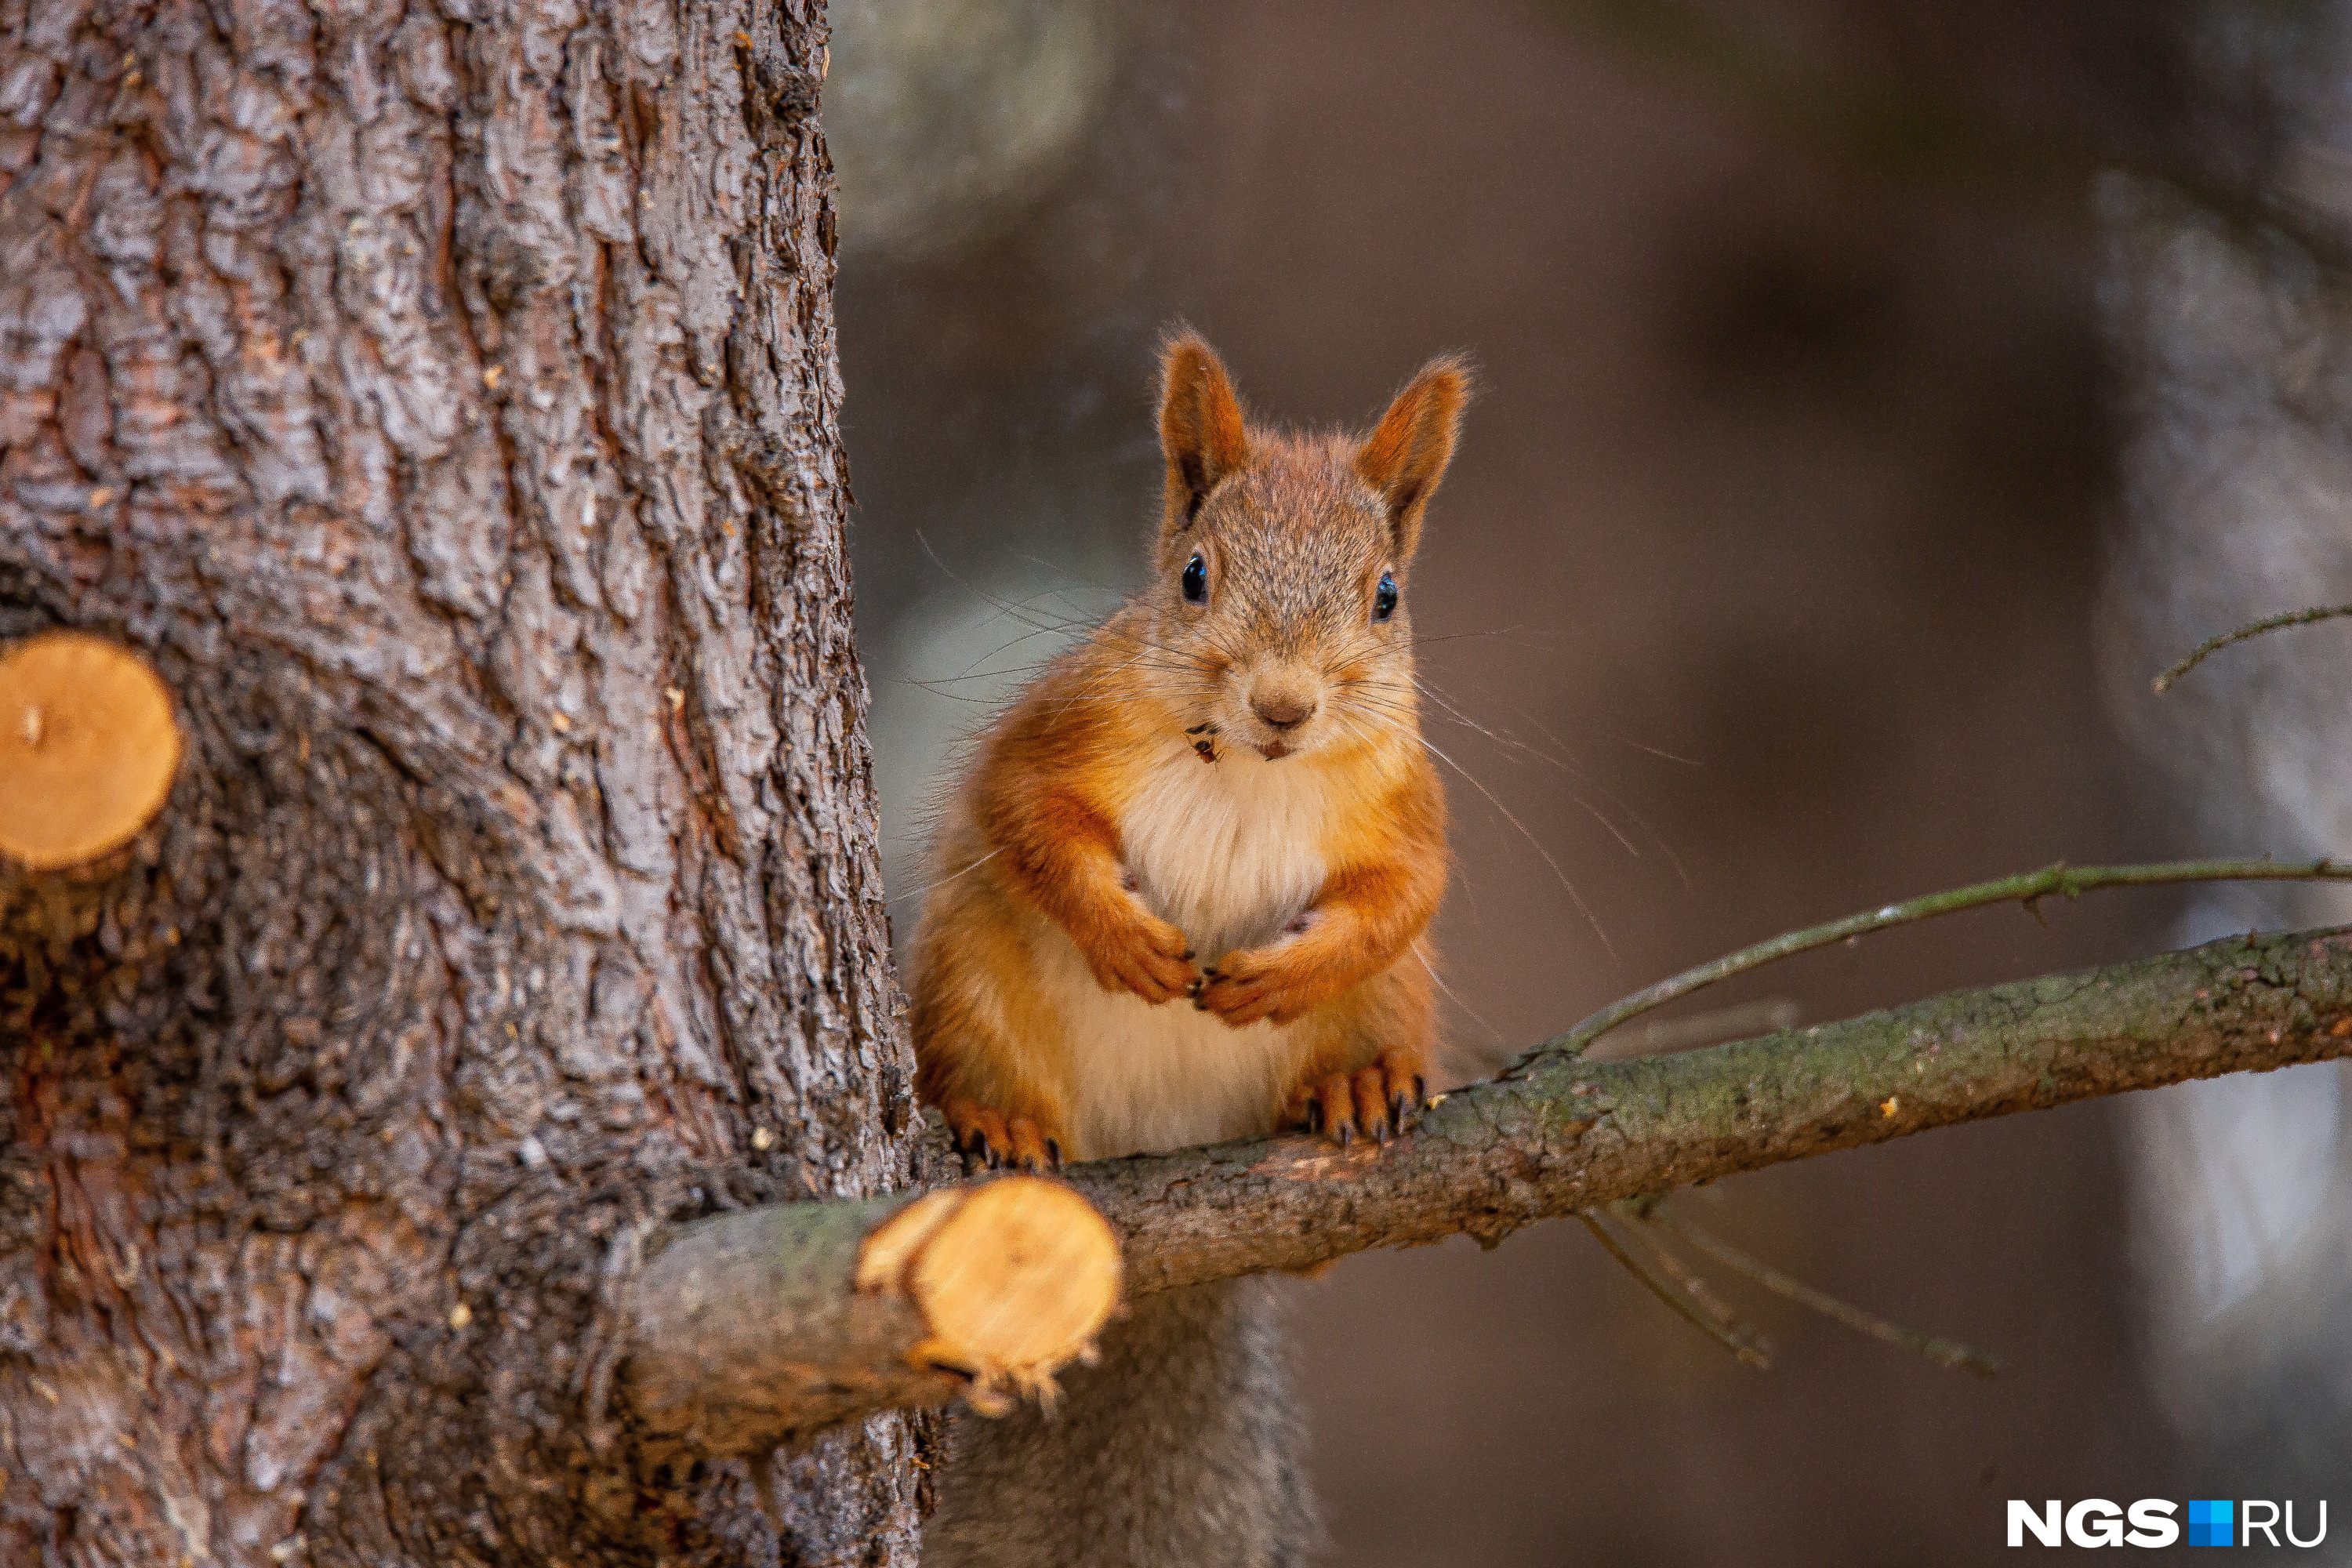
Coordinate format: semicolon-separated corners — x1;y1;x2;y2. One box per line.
995;1116;1058;1173
1087;913;1200;1004
1287;1051;1430;1149
942;1100;1062;1175
1192;956;1298;1026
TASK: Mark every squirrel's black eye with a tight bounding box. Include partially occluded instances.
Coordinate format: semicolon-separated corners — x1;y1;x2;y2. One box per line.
1181;553;1208;604
1373;571;1399;622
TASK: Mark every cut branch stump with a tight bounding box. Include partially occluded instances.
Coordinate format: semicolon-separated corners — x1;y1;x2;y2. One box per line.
622;1176;1119;1458
0;630;180;874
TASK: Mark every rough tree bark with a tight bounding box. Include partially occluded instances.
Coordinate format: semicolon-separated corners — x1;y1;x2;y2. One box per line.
0;0;927;1563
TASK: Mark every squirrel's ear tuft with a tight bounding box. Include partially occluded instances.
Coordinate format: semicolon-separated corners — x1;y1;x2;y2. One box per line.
1158;332;1250;534
1356;354;1471;558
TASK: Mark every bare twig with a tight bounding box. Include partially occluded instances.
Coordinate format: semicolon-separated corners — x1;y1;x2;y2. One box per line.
1590;1213;1769;1363
2151;604;2352;692
1515;858;2352;1065
1578;1212;1773;1368
1627;1199;1998;1377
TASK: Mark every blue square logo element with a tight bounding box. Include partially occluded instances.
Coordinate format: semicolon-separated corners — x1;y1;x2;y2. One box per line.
2188;1499;2234;1547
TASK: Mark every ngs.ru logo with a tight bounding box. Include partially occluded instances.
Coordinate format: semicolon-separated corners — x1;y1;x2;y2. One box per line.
2008;1499;2328;1548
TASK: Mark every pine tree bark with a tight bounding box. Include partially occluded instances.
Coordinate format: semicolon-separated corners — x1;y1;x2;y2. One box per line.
0;0;927;1563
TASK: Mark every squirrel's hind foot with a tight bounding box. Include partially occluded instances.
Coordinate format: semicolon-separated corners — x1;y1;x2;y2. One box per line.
1285;1051;1428;1147
941;1098;1062;1174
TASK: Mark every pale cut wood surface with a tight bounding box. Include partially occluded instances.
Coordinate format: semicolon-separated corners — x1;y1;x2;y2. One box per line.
624;1177;1119;1452
0;631;180;872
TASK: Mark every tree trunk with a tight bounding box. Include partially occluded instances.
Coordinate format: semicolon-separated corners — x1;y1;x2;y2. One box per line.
0;0;927;1562
2100;1;2352;1511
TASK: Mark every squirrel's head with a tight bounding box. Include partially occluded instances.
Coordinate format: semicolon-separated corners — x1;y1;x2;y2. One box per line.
1143;331;1468;764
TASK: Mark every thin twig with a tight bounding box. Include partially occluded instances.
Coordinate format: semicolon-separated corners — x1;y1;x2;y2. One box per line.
1577;1212;1773;1369
1515;858;2352;1066
2152;604;2352;692
1631;1201;1999;1379
1613;1210;1776;1362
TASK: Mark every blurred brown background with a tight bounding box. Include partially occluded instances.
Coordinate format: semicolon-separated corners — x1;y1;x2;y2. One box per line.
828;2;2323;1561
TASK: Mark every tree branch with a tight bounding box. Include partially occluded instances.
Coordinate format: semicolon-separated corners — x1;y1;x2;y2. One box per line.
2152;603;2352;691
1073;925;2352;1297
622;1178;1118;1459
619;924;2352;1449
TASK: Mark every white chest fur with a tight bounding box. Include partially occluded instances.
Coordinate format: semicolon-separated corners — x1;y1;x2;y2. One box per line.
1119;743;1330;959
1030;744;1333;1160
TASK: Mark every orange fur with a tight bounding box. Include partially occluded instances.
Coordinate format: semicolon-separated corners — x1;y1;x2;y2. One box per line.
1159;334;1252;532
909;334;1467;1168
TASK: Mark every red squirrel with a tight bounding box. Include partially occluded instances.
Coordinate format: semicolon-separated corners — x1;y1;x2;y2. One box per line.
909;333;1463;1167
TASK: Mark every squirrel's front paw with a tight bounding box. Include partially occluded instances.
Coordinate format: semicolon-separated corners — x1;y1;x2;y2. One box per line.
1081;913;1198;1004
1283;1050;1429;1147
940;1098;1063;1173
1192;947;1316;1027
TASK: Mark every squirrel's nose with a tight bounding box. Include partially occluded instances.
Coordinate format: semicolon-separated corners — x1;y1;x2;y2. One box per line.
1250;688;1318;731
